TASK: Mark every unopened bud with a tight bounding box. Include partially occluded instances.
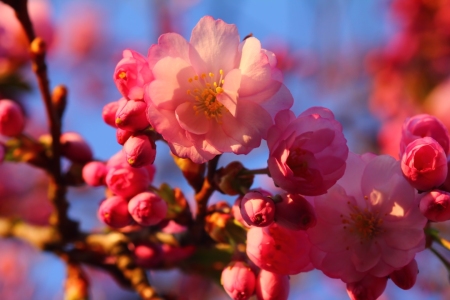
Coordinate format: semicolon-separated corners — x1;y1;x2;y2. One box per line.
419;190;450;222
52;85;67;119
105;166;149;198
240;190;275;227
98;196;133;228
82;161;107;186
102;98;126;128
215;161;254;195
128;192;167;226
115;99;149;131
133;242;162;269
30;37;46;55
60;132;93;164
346;275;388;300
390;259;418;290
275;193;316;230
256;269;290;300
0;99;25;137
221;261;256;300
123;134;156;168
116;128;132;145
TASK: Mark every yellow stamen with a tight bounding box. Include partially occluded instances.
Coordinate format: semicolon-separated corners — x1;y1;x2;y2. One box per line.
118;71;127;79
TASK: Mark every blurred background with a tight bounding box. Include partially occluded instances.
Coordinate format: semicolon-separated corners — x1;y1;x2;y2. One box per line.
1;0;450;299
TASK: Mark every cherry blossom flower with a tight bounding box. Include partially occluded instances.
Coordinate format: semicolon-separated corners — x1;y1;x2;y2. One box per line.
346;274;388;300
221;261;256;300
123;134;156;168
267;107;348;196
419;190;450;222
255;269;290;300
145;16;293;163
98;196;133;228
82;161;107;186
0;99;25;137
128;192;167;226
308;153;426;284
240;190;276;227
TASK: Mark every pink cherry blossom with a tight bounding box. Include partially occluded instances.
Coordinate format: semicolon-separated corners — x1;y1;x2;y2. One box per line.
308;153;426;284
114;49;153;100
274;193;316;231
106;150;156;183
401;137;448;191
116;128;132;145
145;16;293;163
102;98;126;128
105;166;150;198
240;190;276;227
128;192;167;226
60;132;93;163
400;114;450;156
419;190;450;222
115;99;150;131
390;259;418;290
346;275;388;300
267;107;348;196
247;223;312;275
82;161;107;186
255;269;290;300
123;134;156;168
98;196;133;228
0;99;25;137
220;261;256;300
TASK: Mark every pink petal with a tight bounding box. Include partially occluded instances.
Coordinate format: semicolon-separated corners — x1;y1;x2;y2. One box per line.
351;242;381;273
383;228;425;251
175;102;210;135
321;251;365;283
148;32;190;68
189;16;239;75
169;142;217;164
218;68;241;116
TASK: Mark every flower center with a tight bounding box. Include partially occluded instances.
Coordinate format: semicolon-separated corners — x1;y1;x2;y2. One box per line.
186;70;225;123
286;148;310;176
341;199;384;242
117;70;127;80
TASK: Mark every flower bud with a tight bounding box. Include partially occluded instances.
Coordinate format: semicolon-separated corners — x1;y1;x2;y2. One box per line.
160;244;195;266
60;132;93;164
98;196;133;228
274;193;316;230
82;161;107;186
105;166;149;198
232;197;249;227
133;242;162;269
400;114;450;155
255;269;290;300
128;192;167;226
390;259;418;290
115;99;149;131
221;261;256;300
123;134;156;168
0;99;25;137
215;162;254;195
346;275;388;300
401;137;448;191
419;190;450;222
240;191;275;227
116;128;133;145
102;98;126;128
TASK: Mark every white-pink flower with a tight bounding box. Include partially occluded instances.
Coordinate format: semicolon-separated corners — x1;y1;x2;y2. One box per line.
307;152;426;284
145;16;293;163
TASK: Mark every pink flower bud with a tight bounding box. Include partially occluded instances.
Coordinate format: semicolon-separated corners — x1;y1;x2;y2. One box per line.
346;275;387;300
115;99;149;131
123;134;156;168
390;259;418;290
98;196;133;228
240;191;276;227
255;270;290;300
401;137;448;191
232;197;249;227
82;161;107;186
274;193;316;230
114;49;153;100
128;192;167;226
160;244;195;265
60;132;93;164
419;190;450;222
221;261;256;300
247;223;311;275
400;114;450;155
133;242;162;269
0;99;25;137
105;166;149;198
102;98;126;128
116;128;132;145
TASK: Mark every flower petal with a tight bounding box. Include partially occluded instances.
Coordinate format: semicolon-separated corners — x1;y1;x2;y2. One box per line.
148;32;190;68
175;102;210;135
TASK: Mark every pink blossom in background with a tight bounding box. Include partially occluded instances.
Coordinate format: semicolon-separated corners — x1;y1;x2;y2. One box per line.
220;261;256;300
114;49;153;101
128;192;167;226
60;132;93;164
267;107;348;196
419;190;450;222
401;137;448;191
308;153;426;284
390;259;418;290
246;223;312;275
145;16;293;163
133;242;162;269
346;275;388;300
400;114;450;156
240;190;275;227
0;99;25;137
255;269;290;300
